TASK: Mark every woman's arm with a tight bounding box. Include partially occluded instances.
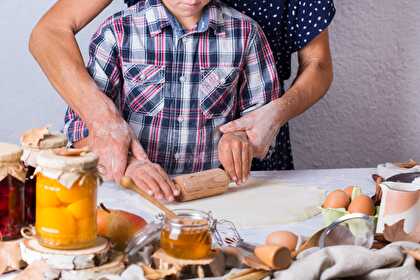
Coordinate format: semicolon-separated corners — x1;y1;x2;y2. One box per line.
275;30;333;127
220;30;333;158
29;0;177;201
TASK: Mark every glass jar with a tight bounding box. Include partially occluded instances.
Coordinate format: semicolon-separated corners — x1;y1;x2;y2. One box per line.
160;209;212;259
20;130;67;226
0;143;26;240
35;150;99;249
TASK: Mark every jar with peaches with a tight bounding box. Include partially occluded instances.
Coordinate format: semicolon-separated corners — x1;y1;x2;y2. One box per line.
34;150;100;249
20;128;67;225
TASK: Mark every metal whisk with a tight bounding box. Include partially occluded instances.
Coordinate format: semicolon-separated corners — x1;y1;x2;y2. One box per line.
213;219;256;252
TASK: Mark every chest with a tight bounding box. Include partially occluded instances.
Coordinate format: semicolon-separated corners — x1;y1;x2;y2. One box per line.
119;28;247;70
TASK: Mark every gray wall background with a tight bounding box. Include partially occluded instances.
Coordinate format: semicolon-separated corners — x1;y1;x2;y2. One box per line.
0;0;419;169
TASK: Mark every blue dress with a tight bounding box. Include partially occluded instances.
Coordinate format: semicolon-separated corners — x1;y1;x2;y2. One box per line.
124;0;336;170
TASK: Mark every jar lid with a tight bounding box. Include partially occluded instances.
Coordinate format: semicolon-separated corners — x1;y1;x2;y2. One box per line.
34;133;67;149
36;150;98;172
0;143;23;162
21;127;67;150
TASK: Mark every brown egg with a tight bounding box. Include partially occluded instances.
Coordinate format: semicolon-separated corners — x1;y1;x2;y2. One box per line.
343;186;354;198
348;195;375;215
323;190;350;209
265;231;298;251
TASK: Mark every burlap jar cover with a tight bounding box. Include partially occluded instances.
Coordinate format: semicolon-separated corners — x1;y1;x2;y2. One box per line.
34;150;101;189
20;127;67;168
0;143;26;183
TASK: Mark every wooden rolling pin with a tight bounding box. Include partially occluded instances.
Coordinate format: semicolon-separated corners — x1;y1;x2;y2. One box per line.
174;168;230;202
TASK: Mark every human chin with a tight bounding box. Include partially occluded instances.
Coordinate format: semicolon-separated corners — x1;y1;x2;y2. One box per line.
178;1;208;14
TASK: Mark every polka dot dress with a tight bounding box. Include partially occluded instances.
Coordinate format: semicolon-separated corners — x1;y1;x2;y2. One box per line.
124;0;336;171
224;0;336;170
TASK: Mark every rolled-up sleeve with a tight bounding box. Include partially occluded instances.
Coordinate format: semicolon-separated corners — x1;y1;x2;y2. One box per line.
63;17;122;144
239;23;280;115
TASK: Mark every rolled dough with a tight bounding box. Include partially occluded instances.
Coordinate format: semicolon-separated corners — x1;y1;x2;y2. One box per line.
168;178;325;229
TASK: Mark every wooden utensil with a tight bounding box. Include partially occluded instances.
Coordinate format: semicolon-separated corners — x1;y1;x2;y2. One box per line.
120;176;177;219
174;168;230;202
253;245;292;270
291;228;325;258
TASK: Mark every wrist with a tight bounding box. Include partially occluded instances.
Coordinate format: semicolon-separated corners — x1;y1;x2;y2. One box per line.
272;93;295;126
83;93;124;129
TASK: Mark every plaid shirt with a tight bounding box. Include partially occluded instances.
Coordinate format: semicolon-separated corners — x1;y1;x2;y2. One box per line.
64;0;279;174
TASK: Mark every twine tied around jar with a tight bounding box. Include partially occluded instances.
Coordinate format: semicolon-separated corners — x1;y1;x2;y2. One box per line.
0;161;26;183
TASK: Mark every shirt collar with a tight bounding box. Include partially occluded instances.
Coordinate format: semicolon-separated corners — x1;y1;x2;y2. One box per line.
144;0;225;37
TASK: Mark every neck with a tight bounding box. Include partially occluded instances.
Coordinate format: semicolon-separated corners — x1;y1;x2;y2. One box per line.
178;15;201;30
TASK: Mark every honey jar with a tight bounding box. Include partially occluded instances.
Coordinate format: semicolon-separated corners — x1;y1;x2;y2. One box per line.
34;150;99;249
160;209;212;259
0;143;27;240
20;129;67;225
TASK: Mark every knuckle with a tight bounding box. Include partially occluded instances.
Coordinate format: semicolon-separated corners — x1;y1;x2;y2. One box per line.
232;141;241;149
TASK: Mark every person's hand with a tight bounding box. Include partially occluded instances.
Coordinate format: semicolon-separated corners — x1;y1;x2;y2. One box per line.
124;158;179;201
85;103;148;183
219;101;283;159
218;131;253;184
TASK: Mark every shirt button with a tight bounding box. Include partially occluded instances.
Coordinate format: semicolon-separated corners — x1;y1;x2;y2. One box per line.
174;153;180;160
179;76;185;83
139;73;146;81
177;115;184;123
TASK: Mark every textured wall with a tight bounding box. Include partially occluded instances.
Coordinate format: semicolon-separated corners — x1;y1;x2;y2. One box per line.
0;0;419;169
290;0;420;169
0;0;124;143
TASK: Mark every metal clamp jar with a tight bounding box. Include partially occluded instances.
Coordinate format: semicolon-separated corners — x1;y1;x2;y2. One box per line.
0;143;27;240
34;150;99;249
160;209;213;259
20;130;67;225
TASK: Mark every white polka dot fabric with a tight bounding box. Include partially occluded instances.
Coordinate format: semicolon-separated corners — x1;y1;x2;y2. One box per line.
225;0;336;81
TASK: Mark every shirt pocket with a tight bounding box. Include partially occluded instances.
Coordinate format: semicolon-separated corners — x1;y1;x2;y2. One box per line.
123;63;165;116
199;67;240;119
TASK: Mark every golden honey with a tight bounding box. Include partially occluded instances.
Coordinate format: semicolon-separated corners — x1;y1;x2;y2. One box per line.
35;151;98;250
160;210;212;259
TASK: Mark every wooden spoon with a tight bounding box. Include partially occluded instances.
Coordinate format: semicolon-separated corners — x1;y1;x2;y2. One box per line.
291;227;325;258
120;176;177;219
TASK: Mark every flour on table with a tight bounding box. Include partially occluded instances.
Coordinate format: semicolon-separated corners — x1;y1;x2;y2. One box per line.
98;178;325;229
168;178;325;229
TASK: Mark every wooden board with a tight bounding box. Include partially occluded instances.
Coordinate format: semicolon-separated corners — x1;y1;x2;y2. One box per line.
151;249;225;278
60;251;125;280
20;237;110;270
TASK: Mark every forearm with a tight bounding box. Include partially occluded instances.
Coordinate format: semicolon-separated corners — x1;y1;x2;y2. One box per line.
273;30;333;126
29;0;114;122
274;59;332;125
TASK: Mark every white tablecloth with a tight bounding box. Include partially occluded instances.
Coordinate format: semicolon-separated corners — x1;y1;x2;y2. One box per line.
1;168;376;279
98;168;376;243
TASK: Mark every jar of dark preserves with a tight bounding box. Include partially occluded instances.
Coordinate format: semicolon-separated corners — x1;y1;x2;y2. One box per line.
0;143;26;240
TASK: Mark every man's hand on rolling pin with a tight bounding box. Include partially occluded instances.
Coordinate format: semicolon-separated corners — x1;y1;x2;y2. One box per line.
124;158;179;201
219;101;282;159
218;131;253;184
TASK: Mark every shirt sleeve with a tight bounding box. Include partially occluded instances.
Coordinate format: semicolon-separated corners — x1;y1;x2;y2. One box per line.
286;0;336;52
63;18;122;144
239;23;280;115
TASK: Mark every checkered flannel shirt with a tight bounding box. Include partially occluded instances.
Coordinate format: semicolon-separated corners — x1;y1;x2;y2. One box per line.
64;0;280;174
